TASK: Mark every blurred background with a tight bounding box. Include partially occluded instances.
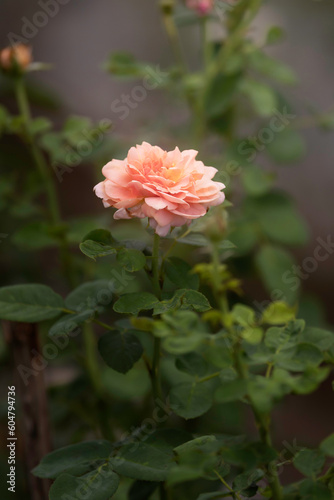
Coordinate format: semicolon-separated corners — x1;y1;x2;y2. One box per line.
1;0;334;309
0;0;334;498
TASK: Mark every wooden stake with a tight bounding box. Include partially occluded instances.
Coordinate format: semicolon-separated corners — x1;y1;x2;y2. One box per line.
3;321;52;500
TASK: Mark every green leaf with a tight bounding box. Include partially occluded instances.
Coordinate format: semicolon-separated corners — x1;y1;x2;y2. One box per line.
205;72;242;119
49;464;119;500
117;248;146;272
80;229;120;260
28;117;52;136
104;51;147;78
215;379;248;403
227;220;259;256
38;131;65;163
267;128;306;164
168;435;221;485
49;310;95;336
276;343;323;371
320;434;334;457
241;166;274;197
246;192;309;246
231;304;256;328
32;441;113;479
248;50;297;85
300;327;334;352
175;353;208;378
248;376;291;413
174;435;218;456
256;245;299;305
176;233;210;247
0;284;64;322
299;479;332;500
197;492;229;500
165;257;199;290
111;429;189;481
291;367;330;395
162;332;204;355
13;221;58;249
65;280;112;312
266;26;285;45
264;324;299;350
98;330;143;374
102;362;151;400
202;335;233;369
293;449;325;477
0;105;9;135
66;218;100;244
170;380;215;419
128;480;159;500
242;327;263;345
154;310;206;353
63;115;93;142
113;292;159;315
154;289;211;315
241;78;278;116
261;301;296;325
233;468;264;493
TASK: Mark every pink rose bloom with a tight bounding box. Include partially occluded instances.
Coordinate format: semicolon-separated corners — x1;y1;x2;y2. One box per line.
94;142;225;237
186;0;214;15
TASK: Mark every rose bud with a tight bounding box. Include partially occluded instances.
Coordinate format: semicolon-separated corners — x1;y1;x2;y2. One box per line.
0;44;32;73
186;0;214;15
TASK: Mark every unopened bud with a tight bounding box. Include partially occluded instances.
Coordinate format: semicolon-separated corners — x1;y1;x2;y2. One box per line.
0;44;32;73
186;0;214;15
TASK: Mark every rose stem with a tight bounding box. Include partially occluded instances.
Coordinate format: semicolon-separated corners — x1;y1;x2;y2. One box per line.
14;75;76;288
151;233;163;402
211;243;283;500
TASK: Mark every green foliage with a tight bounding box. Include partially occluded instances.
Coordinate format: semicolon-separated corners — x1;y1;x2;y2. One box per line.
170;379;216;419
245;192;309;246
267;128;306;164
49;464;119;500
241;165;274;197
49;310;95;337
164;257;199;290
261;302;296;325
12;221;59;249
293;449;325;477
80;229;120;260
154;310;207;354
241;78;278;117
215;379;248;403
0;284;64;322
65;280;112;312
98;330;143;373
153;289;211;315
205;72;242;119
256;245;299;305
32;441;113;479
114;292;159;315
320;434;334;457
111;429;190;481
117;248;146;272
